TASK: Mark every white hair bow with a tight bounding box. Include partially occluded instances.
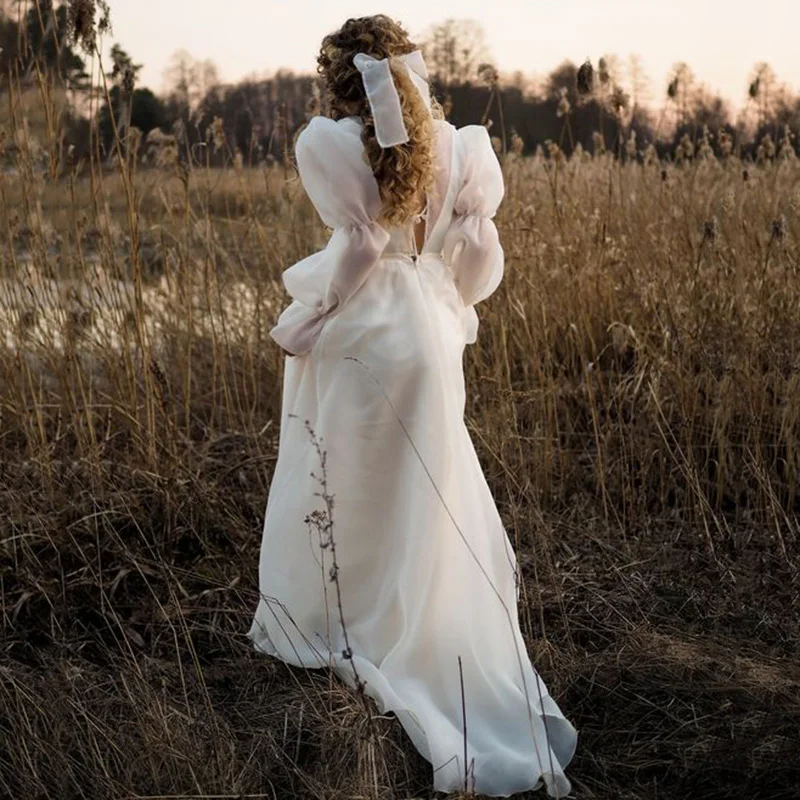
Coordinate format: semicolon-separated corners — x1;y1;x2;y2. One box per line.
353;50;432;148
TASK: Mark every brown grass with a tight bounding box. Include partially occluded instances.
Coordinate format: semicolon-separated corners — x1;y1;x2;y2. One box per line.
1;75;799;800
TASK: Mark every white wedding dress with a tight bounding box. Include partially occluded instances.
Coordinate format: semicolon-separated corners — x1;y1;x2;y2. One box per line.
246;114;578;797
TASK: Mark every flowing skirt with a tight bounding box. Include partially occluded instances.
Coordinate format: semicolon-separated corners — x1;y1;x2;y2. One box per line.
246;253;578;797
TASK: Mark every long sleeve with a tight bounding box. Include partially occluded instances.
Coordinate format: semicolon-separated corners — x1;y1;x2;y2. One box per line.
270;116;390;356
442;125;505;309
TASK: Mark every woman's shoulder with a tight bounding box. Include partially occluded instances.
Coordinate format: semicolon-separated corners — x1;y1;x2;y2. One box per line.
296;115;363;150
293;116;383;225
436;122;497;171
453;123;493;152
294;116;372;177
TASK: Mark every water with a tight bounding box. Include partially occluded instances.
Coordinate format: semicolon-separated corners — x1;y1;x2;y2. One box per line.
0;263;278;357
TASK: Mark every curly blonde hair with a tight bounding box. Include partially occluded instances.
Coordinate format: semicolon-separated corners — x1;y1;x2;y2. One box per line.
317;15;443;227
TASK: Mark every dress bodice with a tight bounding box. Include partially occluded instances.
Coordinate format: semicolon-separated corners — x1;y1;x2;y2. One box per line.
383;224;419;257
365;115;459;259
270;113;504;356
382;215;433;257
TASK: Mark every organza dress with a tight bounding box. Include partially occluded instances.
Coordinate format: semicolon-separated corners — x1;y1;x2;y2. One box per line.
246;114;578;798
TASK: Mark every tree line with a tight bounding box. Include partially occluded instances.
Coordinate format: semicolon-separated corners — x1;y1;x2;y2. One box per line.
1;5;797;168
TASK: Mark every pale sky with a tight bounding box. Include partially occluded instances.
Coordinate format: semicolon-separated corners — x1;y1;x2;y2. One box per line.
100;0;799;111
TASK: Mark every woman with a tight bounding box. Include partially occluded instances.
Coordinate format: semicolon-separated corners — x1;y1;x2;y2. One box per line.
246;15;578;797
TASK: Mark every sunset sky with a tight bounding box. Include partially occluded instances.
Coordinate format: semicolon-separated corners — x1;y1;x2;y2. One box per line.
102;0;798;111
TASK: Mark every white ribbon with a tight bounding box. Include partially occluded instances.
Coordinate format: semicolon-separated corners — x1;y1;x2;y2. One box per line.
353;50;432;148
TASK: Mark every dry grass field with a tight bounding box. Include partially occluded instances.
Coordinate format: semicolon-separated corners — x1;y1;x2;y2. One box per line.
1;83;799;800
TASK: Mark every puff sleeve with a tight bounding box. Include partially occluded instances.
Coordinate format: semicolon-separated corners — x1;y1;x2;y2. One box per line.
442;125;505;309
270;116;390;356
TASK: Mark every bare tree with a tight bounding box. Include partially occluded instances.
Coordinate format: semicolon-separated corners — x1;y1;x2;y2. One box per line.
627;54;651;110
420;18;491;87
163;48;193;107
163;48;219;112
748;62;777;129
193;58;220;102
667;62;695;128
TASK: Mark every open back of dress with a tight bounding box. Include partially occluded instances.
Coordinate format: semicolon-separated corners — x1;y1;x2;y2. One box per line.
379;116;456;259
247;114;578;798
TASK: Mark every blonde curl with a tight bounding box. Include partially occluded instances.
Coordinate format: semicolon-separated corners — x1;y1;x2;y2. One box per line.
317;15;444;227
